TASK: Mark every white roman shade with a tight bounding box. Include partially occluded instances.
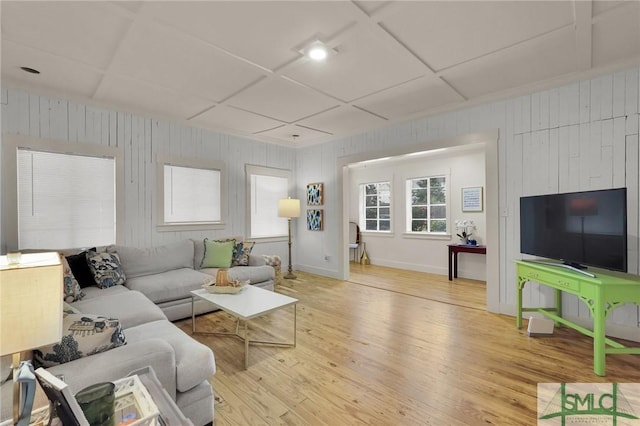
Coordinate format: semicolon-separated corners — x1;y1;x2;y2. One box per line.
17;149;116;249
163;164;221;223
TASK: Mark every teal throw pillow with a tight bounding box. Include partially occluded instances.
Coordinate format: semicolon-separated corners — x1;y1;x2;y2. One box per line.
201;238;235;268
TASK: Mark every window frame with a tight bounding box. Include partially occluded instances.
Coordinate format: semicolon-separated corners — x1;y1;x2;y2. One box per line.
359;181;392;233
156;155;226;231
245;164;292;242
405;174;449;236
2;135;125;251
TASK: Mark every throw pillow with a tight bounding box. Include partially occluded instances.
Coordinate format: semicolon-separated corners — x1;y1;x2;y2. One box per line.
34;313;126;368
86;251;126;289
201;238;235;268
61;256;84;302
62;302;81;315
66;248;98;288
232;241;255;267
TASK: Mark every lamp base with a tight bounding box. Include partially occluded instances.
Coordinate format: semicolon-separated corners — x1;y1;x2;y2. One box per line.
284;272;297;280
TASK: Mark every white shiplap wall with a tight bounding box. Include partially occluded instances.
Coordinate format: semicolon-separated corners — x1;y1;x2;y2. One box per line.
296;66;640;335
0;89;296;262
1;66;639;336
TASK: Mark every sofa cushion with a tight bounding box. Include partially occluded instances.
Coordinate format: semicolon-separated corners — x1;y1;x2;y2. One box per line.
200;264;275;284
123;320;215;392
107;240;194;279
87;251;126;288
61;256;85;302
34;313;126;368
201;239;235;268
125;268;213;304
81;284;130;300
71;290;167;329
66;248;98;288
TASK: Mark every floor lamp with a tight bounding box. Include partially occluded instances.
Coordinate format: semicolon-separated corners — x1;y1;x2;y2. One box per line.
278;197;300;280
1;252;63;426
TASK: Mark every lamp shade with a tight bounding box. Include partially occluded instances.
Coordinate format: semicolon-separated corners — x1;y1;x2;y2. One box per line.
0;252;63;356
278;198;301;218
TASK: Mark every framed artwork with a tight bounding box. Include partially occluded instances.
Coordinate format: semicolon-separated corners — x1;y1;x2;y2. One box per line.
462;186;483;212
307;209;324;231
306;182;324;206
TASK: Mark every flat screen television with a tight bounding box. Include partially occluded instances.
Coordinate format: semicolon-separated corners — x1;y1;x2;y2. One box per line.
520;188;627;272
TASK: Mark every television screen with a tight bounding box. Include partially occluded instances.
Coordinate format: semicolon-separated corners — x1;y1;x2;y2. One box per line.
520;188;627;272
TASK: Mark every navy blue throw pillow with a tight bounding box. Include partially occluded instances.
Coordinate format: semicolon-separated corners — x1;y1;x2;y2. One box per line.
66;248;97;288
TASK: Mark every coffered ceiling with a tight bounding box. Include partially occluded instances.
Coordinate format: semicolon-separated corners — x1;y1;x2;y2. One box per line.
2;1;639;147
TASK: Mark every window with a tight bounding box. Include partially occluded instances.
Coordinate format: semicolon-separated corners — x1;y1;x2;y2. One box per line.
406;176;447;233
360;182;391;231
16;149;116;249
158;156;225;229
246;165;291;239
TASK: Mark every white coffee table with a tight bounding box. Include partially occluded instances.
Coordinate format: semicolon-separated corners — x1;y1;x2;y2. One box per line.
190;286;298;369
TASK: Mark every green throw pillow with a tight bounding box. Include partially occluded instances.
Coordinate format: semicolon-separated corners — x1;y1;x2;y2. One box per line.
201;238;235;268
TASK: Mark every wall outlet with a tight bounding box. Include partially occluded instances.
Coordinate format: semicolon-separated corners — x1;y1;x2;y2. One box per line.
324;255;331;261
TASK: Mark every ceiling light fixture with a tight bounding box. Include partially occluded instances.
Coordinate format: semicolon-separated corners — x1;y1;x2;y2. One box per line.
304;41;335;62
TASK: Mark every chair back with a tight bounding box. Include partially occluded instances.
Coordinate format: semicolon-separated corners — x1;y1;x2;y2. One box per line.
348;222;360;244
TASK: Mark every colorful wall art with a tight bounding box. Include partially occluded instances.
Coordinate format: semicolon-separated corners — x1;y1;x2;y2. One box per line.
306;182;324;206
307;209;323;231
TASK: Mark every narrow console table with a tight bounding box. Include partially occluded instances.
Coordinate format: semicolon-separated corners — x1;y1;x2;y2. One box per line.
515;260;640;376
447;244;486;281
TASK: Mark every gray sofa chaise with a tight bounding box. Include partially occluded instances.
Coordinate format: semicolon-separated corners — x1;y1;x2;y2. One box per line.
51;286;216;425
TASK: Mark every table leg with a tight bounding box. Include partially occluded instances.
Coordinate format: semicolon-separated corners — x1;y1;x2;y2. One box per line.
554;288;563;327
593;297;606;376
448;248;453;281
191;296;196;334
453;252;458;279
244;320;249;370
516;276;523;329
293;305;297;347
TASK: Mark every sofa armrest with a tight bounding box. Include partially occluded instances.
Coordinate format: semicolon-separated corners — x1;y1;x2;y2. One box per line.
45;339;177;399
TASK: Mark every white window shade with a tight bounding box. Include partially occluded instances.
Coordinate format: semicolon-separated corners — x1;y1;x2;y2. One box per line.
250;174;288;238
164;165;221;223
17;149;116;249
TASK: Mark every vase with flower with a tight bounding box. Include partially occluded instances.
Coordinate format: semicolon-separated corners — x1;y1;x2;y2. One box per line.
455;220;476;245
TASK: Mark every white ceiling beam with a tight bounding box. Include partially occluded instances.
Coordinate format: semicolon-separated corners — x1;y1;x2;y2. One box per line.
573;0;593;71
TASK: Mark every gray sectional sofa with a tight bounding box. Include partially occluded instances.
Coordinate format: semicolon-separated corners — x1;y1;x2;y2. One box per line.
0;238;279;425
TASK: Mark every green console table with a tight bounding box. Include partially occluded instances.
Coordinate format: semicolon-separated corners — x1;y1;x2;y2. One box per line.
515;259;640;376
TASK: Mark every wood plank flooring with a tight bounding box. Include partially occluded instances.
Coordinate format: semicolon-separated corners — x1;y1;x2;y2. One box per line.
174;264;640;425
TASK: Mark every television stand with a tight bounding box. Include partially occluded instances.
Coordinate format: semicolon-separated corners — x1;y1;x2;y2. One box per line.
515;260;640;376
522;260;595;278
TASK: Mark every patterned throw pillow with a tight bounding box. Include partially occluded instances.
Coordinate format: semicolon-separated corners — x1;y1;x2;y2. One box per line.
232;241;255;266
61;256;85;302
34;312;126;368
86;251;126;289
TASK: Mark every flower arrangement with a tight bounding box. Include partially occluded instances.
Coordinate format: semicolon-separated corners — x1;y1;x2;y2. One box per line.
455;219;476;244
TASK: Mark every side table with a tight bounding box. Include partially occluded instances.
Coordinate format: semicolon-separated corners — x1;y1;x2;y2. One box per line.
447;244;486;281
0;366;191;426
126;366;193;426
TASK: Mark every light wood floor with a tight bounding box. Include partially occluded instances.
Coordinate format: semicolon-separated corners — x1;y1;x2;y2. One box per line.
174;264;640;425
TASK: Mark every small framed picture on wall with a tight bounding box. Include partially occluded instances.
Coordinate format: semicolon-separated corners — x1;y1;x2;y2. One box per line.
462;186;483;212
306;182;324;206
307;209;324;231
